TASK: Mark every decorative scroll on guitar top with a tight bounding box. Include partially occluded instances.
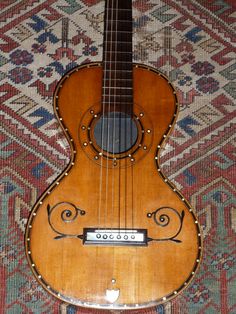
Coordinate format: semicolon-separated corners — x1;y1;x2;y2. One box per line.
147;207;185;243
47;202;85;239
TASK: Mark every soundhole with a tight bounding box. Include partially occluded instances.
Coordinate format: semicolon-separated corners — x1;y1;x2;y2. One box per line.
93;112;138;154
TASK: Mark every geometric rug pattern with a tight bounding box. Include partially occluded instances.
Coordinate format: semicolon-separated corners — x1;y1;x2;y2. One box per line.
0;0;235;313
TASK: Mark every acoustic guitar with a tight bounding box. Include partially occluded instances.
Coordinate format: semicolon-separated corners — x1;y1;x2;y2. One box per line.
25;0;202;310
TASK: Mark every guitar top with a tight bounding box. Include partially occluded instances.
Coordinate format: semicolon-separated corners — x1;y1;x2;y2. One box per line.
25;0;202;310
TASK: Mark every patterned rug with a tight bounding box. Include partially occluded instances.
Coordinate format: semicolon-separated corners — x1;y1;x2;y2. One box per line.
0;0;236;313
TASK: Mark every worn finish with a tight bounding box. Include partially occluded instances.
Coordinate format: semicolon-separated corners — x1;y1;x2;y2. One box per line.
25;64;202;309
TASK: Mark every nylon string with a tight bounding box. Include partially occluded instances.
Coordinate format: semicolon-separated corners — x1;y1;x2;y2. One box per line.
104;0;116;229
98;0;111;228
111;0;119;230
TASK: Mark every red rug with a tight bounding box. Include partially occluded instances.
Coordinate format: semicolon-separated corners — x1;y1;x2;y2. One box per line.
0;0;236;313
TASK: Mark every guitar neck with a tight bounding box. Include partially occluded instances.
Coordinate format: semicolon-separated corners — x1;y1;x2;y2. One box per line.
103;0;133;113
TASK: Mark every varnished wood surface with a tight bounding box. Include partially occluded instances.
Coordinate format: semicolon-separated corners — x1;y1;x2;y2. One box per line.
25;64;202;309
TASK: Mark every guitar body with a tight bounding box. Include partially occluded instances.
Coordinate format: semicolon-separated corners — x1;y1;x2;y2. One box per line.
25;63;201;309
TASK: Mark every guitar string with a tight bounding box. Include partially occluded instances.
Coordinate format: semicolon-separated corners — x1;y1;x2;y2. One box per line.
105;0;116;229
118;1;122;231
95;0;109;291
111;0;119;231
100;0;133;232
125;2;133;231
128;4;133;231
132;5;138;300
98;0;110;229
131;4;134;231
112;0;119;283
117;0;121;232
131;1;134;232
124;1;128;231
124;5;128;230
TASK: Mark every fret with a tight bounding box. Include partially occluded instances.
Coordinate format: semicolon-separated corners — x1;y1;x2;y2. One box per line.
103;49;132;61
103;68;133;72
104;67;133;73
105;30;132;39
101;103;133;115
103;72;133;81
105;0;132;10
106;6;132;23
103;93;132;98
107;30;132;33
104;53;132;64
105;34;132;44
106;19;132;23
104;39;133;50
104;67;133;74
107;8;132;11
104;61;133;64
103;76;133;82
104;46;132;53
104;69;133;73
104;61;133;67
103;102;133;104
105;23;132;32
104;51;132;55
107;61;131;68
102;91;133;97
103;81;132;86
103;91;133;97
103;95;133;105
103;53;132;62
102;102;133;114
103;79;132;86
104;78;133;81
102;96;133;101
105;41;132;44
103;75;133;79
103;82;133;87
104;72;133;77
103;87;132;90
104;38;132;43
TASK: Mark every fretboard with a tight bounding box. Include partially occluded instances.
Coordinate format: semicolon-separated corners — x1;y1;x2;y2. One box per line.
102;0;133;114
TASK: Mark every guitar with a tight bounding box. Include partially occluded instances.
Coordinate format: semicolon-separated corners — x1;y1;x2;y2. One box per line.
25;0;202;310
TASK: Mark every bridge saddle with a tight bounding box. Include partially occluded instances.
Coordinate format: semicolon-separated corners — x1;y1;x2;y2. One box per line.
83;228;148;246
